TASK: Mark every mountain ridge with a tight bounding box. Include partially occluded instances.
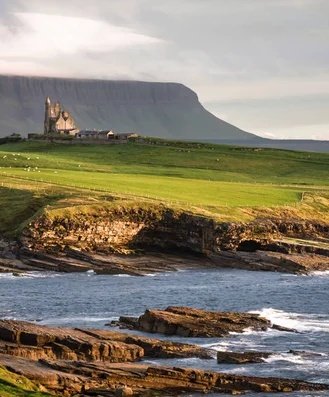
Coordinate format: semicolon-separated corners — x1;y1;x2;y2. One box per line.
0;74;257;141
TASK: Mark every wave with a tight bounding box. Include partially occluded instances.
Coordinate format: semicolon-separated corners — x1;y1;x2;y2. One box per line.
264;353;311;365
311;270;329;277
251;308;329;333
0;271;62;279
0;273;17;280
229;326;266;336
39;315;118;325
201;338;261;351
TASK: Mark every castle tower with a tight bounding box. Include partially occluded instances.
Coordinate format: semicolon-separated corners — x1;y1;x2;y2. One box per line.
44;96;52;134
43;96;79;135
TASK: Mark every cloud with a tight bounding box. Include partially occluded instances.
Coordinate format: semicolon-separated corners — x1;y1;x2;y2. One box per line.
0;0;328;139
0;12;162;61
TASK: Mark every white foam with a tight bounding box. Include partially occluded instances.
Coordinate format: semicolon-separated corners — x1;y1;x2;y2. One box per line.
251;307;329;333
40;315;117;325
113;274;133;278
0;273;16;279
24;272;62;279
229;327;264;336
311;270;329;277
203;339;260;351
264;353;311;365
0;271;61;279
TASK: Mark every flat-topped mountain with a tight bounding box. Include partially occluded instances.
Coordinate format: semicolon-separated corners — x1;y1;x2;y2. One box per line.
0;74;257;140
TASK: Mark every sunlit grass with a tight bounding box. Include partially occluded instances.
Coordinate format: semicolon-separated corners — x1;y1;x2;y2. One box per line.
0;140;328;236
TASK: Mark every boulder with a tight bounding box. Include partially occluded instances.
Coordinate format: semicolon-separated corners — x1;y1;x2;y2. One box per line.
119;306;273;337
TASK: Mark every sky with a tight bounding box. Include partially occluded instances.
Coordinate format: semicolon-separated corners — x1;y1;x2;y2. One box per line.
0;0;328;140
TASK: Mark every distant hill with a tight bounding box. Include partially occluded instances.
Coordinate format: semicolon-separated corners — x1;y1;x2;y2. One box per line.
1;75;327;152
0;75;258;141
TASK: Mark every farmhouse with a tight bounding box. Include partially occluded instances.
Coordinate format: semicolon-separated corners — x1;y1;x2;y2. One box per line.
77;130;138;141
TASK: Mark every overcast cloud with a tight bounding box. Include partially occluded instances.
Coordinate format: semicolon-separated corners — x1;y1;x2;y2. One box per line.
0;0;328;139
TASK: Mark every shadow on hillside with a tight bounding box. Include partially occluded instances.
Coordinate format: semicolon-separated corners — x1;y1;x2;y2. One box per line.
0;186;50;237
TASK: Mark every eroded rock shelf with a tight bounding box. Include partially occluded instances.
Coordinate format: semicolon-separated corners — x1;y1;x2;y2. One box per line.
0;316;327;396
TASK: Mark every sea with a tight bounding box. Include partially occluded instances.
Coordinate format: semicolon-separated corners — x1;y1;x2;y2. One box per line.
1;267;329;397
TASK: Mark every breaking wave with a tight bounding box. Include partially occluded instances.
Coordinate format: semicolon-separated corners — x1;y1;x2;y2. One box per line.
0;271;62;279
39;315;118;325
251;308;329;333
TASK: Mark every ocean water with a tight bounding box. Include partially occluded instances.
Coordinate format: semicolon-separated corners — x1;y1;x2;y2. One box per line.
1;268;329;396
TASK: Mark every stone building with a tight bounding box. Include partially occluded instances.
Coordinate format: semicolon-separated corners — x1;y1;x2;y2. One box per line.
44;96;78;135
76;130;138;141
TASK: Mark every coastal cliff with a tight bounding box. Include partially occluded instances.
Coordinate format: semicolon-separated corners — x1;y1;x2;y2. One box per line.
0;201;325;275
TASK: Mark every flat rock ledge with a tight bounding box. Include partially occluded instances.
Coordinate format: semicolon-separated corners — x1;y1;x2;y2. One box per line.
0;320;327;396
0;319;213;362
1;230;329;276
117;306;294;337
0;354;327;396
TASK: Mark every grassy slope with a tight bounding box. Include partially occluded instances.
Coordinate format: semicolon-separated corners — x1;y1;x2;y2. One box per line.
0;140;328;236
0;366;51;397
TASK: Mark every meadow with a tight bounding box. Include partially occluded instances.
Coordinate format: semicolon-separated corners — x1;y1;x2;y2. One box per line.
0;139;328;236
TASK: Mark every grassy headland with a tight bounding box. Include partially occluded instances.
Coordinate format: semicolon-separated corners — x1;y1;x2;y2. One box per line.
0;139;328;237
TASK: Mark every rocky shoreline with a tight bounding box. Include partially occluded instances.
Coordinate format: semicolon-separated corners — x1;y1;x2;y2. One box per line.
0;309;328;396
0;237;328;276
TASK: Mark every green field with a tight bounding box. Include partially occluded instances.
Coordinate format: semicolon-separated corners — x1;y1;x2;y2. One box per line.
0;139;328;236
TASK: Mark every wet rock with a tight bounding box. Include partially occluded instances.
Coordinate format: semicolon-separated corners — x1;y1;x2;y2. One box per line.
288;349;325;359
217;351;272;364
272;323;298;333
210;250;329;274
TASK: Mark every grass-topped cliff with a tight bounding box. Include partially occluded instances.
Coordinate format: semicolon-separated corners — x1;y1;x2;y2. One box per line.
0;138;328;239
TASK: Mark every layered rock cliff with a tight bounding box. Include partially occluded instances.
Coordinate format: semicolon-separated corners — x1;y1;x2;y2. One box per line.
6;203;326;275
0;74;257;140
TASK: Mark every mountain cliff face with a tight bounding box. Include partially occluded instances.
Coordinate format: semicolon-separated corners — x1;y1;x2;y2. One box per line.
0;75;257;140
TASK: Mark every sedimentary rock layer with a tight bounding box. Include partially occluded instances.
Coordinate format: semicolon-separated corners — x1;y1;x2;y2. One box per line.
14;205;329;272
0;320;327;396
1;203;329;275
